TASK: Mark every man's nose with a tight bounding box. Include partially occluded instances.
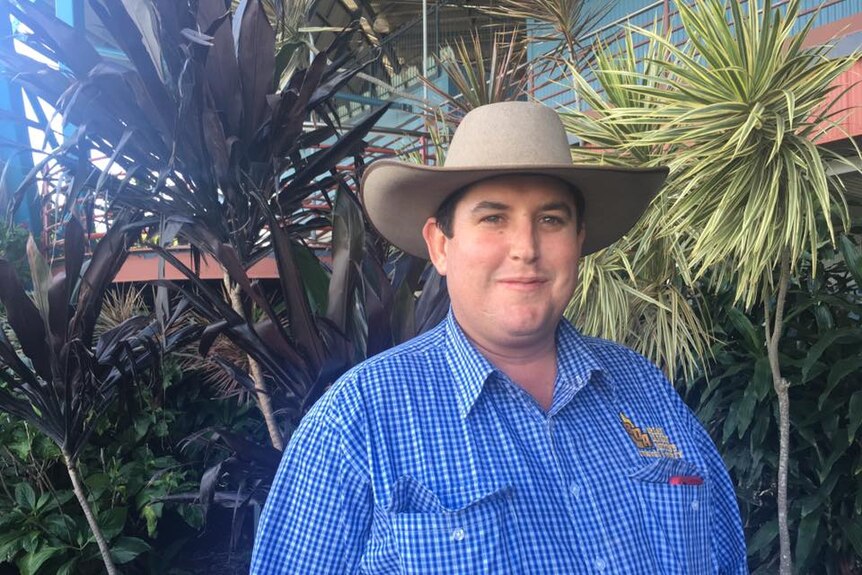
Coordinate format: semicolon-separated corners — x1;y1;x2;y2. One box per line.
508;219;539;262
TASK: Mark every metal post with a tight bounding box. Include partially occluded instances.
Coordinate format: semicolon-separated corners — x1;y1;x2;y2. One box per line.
422;0;428;102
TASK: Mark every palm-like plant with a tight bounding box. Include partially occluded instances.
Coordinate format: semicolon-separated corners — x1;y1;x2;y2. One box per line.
479;0;611;63
2;0;388;451
422;27;529;118
562;28;712;384
566;1;859;571
0;216;200;574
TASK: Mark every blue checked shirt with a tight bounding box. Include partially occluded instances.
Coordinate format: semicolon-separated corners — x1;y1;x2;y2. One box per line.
251;312;747;574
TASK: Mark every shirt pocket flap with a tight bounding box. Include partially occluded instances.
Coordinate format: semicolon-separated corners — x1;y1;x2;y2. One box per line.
387;475;513;515
385;478;517;572
628;457;706;485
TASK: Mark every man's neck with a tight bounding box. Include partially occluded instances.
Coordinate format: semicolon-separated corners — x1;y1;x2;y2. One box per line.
463;331;558;412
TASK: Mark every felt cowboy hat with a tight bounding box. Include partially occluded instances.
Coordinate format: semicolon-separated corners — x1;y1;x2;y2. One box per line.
360;101;668;258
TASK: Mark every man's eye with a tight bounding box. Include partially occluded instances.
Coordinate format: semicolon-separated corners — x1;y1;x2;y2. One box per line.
540;215;565;225
480;215;503;224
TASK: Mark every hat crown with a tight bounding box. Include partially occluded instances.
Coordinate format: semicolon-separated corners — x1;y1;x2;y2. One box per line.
445;102;573;168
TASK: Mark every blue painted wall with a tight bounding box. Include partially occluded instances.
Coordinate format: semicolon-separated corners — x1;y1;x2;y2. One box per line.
0;3;38;232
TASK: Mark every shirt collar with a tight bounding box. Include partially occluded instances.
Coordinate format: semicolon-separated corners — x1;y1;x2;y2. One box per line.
444;311;496;420
550;319;612;415
443;309;611;419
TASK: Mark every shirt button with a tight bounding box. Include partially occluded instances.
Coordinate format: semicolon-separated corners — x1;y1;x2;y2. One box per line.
452;528;466;542
595;558;606;571
691;499;700;511
570;483;581;498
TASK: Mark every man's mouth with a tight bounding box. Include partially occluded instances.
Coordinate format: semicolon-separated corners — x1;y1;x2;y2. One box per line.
497;277;548;290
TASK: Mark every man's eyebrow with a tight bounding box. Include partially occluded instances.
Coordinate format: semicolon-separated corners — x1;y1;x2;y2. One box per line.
471;201;509;212
540;202;573;216
470;200;574;216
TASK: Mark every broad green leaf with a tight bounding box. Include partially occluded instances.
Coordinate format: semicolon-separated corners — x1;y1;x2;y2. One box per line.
43;514;77;541
143;503;163;538
56;556;78;575
838;234;862;288
801;328;862;383
14;482;36;511
794;512;820;569
725;306;762;354
849;391;862;444
293;243;329;316
0;529;25;560
17;545;65;575
819;355;862;409
747;519;778;556
110;536;151;564
737;387;757;438
722;398;740;443
751;356;771;401
98;507;127;541
837;517;862;558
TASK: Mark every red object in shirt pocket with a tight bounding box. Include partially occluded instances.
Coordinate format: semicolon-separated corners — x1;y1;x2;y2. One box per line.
668;475;704;486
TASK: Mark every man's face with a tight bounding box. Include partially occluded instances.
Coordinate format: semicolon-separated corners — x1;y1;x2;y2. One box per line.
422;174;586;352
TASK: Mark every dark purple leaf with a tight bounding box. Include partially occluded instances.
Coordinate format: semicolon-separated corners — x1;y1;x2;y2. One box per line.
181;27;214;46
199;461;224;522
391;282;417;346
282;104;390;197
234;0;275;143
216;429;282;469
0;260;52;381
326;189;364;333
87;0;174;128
253;318;307;368
70;213;145;346
147;245;243;323
0;321;41;389
199;320;230;358
415;269;449;334
267;213;325;374
198;0;242;139
210;356;258;395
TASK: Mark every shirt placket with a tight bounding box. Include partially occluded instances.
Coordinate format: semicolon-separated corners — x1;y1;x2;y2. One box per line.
547;407;617;574
494;376;595;572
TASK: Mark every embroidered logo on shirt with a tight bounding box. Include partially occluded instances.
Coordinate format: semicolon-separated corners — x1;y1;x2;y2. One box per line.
619;412;682;459
620;412;653;449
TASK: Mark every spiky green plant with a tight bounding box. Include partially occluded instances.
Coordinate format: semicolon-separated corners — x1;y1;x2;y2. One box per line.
561;28;711;384
479;0;611;62
421;27;529;117
564;1;860;571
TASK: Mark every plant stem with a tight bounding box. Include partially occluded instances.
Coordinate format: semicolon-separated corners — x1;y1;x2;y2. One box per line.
224;275;284;450
764;253;793;574
63;450;118;575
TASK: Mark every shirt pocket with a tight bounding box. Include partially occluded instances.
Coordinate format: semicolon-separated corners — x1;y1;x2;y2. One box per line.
629;459;713;574
386;475;516;575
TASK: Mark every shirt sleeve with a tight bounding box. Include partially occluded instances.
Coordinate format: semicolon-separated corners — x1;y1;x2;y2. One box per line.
250;409;372;574
675;392;749;575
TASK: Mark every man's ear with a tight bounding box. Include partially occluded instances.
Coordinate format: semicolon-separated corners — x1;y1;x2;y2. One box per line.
422;218;448;276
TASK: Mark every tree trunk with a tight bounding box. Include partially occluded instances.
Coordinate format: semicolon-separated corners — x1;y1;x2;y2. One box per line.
764;254;793;574
224;275;284;450
63;450;118;575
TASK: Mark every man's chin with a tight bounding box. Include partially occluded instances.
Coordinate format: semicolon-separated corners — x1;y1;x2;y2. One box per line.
497;315;559;341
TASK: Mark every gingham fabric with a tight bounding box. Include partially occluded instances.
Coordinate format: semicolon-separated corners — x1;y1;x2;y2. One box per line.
251;312;748;574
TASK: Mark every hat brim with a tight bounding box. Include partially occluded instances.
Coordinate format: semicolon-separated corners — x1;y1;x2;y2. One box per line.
360;159;669;258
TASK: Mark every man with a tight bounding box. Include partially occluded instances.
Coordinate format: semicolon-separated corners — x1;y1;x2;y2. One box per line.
251;102;747;574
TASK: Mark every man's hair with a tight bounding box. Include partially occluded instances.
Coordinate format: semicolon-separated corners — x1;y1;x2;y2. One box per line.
434;176;586;238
